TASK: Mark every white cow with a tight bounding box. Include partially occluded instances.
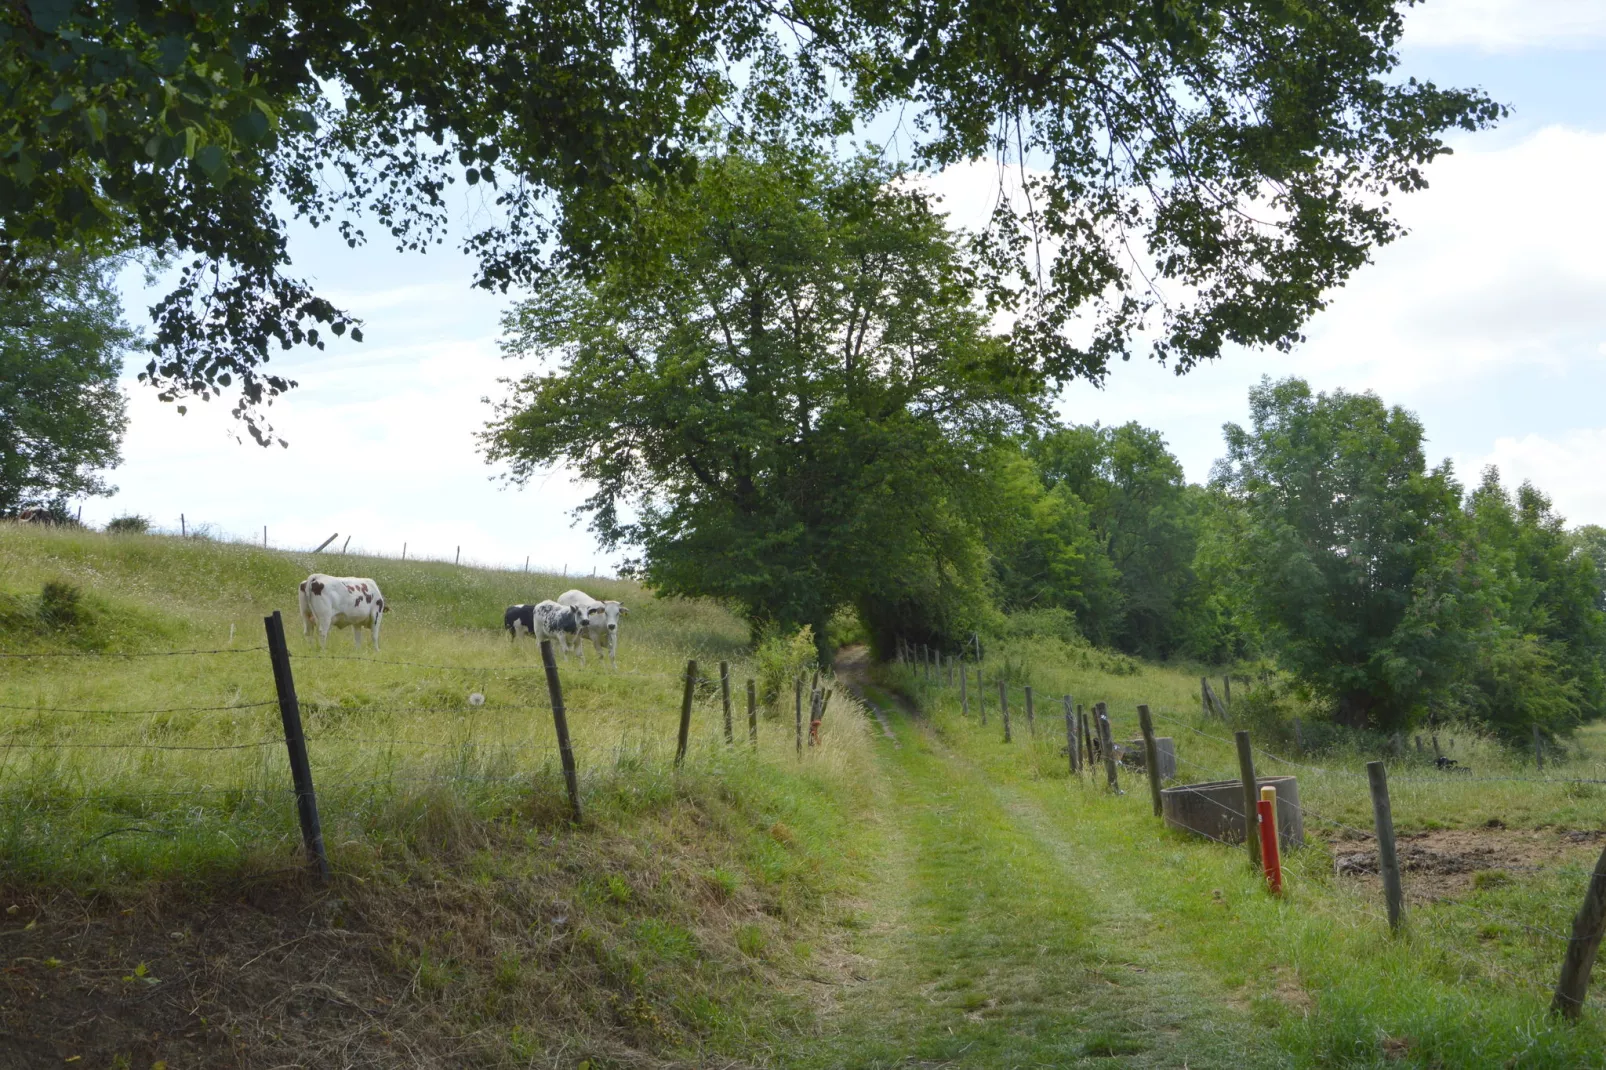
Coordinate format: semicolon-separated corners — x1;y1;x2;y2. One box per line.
298;573;386;650
557;588;628;667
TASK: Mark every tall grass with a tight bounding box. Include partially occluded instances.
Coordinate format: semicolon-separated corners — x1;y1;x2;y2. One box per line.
0;524;877;886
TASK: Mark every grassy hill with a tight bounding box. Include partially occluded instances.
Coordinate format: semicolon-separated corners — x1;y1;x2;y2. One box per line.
0;524;882;1067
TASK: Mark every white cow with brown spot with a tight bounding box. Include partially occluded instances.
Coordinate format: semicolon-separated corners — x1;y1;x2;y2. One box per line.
298;573;387;650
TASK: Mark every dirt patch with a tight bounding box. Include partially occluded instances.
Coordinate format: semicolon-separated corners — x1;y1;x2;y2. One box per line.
1331;826;1603;901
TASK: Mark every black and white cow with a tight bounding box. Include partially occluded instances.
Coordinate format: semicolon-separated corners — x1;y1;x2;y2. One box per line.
505;600;588;662
299;573;386;650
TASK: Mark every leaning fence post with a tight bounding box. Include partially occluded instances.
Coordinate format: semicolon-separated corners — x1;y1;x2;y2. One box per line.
539;639;582;822
1080;703;1094;770
1024;686;1035;737
264;610;329;879
1366;760;1404;932
1552;844;1606;1018
1236;730;1261;871
795;677;803;759
1064;695;1078;774
1096;703;1119;792
747;679;758;747
960;665;969;718
1138;704;1162;817
999;679;1011;742
675;660;697;768
720;661;733;745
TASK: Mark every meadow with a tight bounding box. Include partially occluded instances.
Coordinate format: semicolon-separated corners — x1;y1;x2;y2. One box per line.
888;634;1606;1065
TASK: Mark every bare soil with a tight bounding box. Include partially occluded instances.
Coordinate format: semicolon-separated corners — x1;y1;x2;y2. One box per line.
1330;825;1604;901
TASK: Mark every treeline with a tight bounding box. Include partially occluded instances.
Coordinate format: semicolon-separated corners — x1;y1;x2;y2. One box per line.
479;145;1604;745
988;380;1606;743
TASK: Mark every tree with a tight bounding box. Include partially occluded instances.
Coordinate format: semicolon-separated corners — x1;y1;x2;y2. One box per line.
482;147;1036;655
1458;471;1606;740
3;1;1501;438
0;247;133;515
1031;423;1198;656
1216;377;1471;731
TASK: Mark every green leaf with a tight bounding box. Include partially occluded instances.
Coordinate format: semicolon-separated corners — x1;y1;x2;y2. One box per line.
26;0;74;32
196;143;227;179
157;35;191;75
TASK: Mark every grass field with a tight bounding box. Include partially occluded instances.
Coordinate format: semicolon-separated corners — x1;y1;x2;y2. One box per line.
887;636;1606;1065
7;524;1606;1067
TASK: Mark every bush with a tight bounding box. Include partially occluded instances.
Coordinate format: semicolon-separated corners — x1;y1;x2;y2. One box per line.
37;580;90;631
104;515;150;534
754;625;818;714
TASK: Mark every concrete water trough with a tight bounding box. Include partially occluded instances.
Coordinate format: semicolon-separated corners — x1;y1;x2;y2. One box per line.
1160;775;1304;850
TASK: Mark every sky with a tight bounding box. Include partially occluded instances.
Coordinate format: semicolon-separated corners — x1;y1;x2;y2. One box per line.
90;0;1606;572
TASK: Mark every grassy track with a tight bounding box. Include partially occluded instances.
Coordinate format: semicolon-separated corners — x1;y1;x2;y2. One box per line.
799;678;1275;1068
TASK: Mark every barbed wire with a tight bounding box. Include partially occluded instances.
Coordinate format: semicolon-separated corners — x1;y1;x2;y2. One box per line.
2;739;281;752
0;646;268;660
0;700;277;716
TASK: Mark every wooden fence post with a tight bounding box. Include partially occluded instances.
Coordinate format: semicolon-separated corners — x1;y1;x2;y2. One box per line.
1235;730;1261;871
1138;704;1162;817
539;639;582;822
1064;695;1078;774
1096;703;1119;792
1552;844;1606;1018
999;679;1011;742
1080;704;1094;770
675;660;697;768
977;668;987;724
1293;717;1304;751
1223;675;1231;707
747;679;758;747
1024;686;1035;737
960;665;969;718
1200;676;1210;719
263;611;329;880
720;661;733;745
1366;760;1404;932
795;677;803;759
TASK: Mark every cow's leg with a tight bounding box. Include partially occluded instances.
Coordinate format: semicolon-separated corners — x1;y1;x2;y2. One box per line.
371;610;382;651
353;621;364;649
318;614;332;650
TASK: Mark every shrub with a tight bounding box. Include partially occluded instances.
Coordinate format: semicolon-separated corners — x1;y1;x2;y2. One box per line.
754;625;817;713
104;515;150;534
37;580;89;631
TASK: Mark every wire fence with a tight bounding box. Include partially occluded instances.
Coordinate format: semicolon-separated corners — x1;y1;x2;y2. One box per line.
887;641;1603;1012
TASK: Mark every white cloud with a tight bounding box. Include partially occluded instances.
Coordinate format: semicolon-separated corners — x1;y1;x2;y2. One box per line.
1465;429;1606;523
1405;0;1606;52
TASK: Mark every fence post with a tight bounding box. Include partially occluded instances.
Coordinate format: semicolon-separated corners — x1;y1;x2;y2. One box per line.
1293;717;1304;751
675;660;697;768
1552;844;1606;1018
1138;704;1162;817
720;661;733;745
1096;703;1119;792
539;639;582;822
795;677;803;759
1259;786;1282;895
999;679;1011;742
1366;760;1404;932
263;610;329;880
1024;686;1035;737
1064;695;1078;774
1200;676;1209;719
977;668;987;724
1080;704;1094;770
960;665;969;718
747;679;758;747
1223;675;1231;708
1535;724;1545;772
1235;730;1261;871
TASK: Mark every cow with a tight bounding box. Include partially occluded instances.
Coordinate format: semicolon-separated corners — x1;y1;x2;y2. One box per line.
298;573;386;650
557;588;629;667
505;600;588;662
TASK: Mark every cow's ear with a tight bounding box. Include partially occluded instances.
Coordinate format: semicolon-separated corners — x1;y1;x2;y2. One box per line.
619;606;629;615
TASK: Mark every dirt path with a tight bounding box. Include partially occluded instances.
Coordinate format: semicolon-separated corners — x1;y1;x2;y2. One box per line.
801;651;1277;1068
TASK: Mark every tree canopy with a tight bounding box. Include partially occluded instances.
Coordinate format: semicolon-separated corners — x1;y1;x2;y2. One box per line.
2;0;1501;438
483;147;1034;653
0;246;133;514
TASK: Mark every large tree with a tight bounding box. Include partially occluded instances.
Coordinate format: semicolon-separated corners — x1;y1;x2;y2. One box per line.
1216;377;1472;731
0;247;133;514
483;148;1035;653
2;0;1501;439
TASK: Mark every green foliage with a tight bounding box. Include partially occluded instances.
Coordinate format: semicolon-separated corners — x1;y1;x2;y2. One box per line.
754;625;820;712
1;0;1501;439
0;247;133;514
104;515;150;534
1217;377;1473;731
484;147;1026;654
